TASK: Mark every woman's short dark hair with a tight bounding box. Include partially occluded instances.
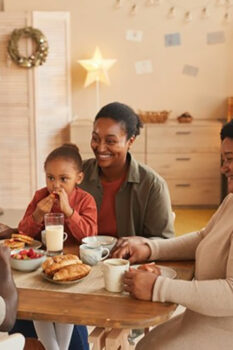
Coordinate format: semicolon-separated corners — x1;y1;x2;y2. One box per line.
220;120;233;141
94;102;143;140
44;143;83;171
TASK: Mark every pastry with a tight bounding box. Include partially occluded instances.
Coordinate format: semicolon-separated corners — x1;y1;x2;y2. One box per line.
53;263;91;281
137;262;161;275
43;254;82;276
41;257;54;272
12;233;34;244
4;239;25;249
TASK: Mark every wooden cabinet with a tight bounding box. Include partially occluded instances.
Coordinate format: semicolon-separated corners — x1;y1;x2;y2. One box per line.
0;12;71;209
146;121;221;206
70;119;222;206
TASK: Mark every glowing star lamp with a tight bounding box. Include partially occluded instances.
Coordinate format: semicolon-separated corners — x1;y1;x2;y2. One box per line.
78;47;116;112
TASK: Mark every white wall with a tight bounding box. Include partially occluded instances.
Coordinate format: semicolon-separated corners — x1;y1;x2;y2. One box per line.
3;0;233;120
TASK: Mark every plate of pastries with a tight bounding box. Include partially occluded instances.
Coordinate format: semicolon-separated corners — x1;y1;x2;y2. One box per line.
41;254;91;285
3;233;42;250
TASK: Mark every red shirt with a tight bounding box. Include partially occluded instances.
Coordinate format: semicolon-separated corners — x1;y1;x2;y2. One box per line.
98;176;126;237
18;187;97;243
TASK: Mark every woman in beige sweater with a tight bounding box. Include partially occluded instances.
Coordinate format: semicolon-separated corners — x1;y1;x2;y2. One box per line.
113;192;233;349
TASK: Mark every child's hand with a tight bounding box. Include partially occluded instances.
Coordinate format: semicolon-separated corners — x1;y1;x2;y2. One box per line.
54;188;73;217
33;194;55;223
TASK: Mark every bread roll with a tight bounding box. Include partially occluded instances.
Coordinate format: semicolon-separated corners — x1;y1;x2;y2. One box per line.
43;254;82;276
53;263;91;281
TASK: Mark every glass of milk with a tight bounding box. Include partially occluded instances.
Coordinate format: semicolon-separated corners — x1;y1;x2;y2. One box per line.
44;213;64;256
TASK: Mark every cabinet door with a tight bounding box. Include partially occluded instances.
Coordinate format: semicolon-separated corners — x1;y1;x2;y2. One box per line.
147;124;221;153
167;178;221;206
147;153;221;179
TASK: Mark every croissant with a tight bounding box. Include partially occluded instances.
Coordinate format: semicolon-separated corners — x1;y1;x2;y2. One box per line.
43;254;82;276
42;257;54;272
53;263;91;281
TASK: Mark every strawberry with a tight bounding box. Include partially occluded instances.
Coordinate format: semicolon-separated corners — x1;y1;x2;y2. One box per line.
19;250;28;255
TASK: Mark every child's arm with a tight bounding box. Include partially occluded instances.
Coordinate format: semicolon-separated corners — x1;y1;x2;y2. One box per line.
18;189;55;237
65;191;97;242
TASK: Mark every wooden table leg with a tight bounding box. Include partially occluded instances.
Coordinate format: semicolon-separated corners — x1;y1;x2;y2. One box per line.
105;328;131;350
88;327;110;350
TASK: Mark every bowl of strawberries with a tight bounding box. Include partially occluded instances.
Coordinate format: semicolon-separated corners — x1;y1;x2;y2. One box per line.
10;248;47;272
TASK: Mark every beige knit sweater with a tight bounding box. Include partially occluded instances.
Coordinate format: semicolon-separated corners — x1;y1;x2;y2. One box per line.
137;194;233;350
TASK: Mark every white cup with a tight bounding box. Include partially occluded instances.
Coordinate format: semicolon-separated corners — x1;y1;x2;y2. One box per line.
79;243;109;266
44;213;64;255
102;258;129;293
41;230;68;246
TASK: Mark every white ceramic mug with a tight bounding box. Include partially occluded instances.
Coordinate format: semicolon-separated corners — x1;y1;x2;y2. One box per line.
79;243;109;266
41;230;68;246
102;258;129;293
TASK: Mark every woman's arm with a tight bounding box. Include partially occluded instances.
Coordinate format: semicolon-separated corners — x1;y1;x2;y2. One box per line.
152;231;233;317
147;230;204;261
0;246;18;331
153;277;233;317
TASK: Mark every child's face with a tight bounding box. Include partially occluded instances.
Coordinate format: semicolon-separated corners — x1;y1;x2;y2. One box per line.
45;158;83;196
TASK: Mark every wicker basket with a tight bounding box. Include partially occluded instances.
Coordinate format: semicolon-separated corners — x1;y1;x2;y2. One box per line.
138;110;170;123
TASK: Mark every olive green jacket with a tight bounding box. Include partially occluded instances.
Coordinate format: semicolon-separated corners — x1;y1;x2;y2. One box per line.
80;154;174;239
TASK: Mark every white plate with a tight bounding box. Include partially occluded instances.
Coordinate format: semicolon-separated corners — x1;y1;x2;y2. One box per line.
132;264;177;279
41;271;88;285
28;240;42;249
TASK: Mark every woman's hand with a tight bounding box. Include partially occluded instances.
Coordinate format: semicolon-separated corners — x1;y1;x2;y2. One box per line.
111;236;151;264
123;268;159;301
32;193;55;223
54;188;73;218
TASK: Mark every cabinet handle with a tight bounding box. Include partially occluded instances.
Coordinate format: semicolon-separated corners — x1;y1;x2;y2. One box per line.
175;131;191;135
175;184;191;187
176;157;191;161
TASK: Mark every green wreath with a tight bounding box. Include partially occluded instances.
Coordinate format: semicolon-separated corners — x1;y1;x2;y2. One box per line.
8;26;49;68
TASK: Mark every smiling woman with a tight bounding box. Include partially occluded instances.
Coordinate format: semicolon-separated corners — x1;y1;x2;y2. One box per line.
80;101;174;239
221;120;233;194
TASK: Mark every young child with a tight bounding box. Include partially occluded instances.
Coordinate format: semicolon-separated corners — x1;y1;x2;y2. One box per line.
18;143;97;243
18;143;97;350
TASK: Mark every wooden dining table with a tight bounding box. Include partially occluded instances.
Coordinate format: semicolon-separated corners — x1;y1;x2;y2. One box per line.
15;243;195;350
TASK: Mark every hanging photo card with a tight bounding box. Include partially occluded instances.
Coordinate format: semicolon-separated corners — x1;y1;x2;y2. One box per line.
207;31;225;45
165;33;181;47
183;64;199;77
126;29;143;42
135;60;153;74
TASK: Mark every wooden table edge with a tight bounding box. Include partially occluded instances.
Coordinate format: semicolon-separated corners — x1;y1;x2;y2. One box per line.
17;260;194;328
